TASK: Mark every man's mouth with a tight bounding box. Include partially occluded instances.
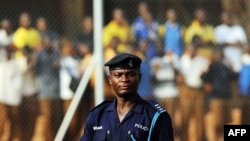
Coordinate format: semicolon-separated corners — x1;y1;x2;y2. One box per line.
119;85;131;89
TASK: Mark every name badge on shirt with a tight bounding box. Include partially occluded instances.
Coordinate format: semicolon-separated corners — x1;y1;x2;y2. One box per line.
134;123;149;131
93;126;103;130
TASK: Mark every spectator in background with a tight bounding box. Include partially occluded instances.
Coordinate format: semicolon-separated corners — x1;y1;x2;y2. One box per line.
150;49;181;140
59;39;82;140
215;10;247;75
184;8;215;60
103;8;132;53
215;10;248;125
125;41;138;55
0;19;15;140
238;44;250;124
19;44;39;141
238;45;250;101
178;40;210;141
0;44;22;141
133;1;150;33
163;8;184;58
60;40;80;100
77;41;94;89
132;2;159;59
13;13;41;104
13;12;41;141
0;19;13;107
104;36;120;62
134;39;153;100
34;35;63;141
74;16;93;49
13;12;41;57
0;19;13;60
201;47;234;141
36;16;60;49
76;41;95;134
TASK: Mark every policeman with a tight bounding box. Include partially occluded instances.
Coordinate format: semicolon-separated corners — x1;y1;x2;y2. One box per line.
80;53;173;141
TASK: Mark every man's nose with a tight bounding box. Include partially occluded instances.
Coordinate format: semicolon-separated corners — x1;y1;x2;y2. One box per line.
121;75;129;81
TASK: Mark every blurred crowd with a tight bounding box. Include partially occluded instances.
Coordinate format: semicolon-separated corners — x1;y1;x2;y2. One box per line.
0;1;250;141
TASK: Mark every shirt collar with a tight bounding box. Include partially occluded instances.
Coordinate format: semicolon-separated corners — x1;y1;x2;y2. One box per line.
106;94;144;114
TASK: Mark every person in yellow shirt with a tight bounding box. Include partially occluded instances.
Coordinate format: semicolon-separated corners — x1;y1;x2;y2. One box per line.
103;8;133;53
184;8;215;60
13;12;41;57
104;36;121;62
12;12;41;141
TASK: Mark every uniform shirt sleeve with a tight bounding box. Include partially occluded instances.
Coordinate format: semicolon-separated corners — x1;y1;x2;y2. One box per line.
151;112;174;141
80;112;94;141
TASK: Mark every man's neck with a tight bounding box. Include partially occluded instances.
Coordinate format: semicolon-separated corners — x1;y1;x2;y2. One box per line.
116;95;137;122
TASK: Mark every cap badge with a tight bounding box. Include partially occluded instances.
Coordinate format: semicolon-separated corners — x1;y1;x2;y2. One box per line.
128;59;133;68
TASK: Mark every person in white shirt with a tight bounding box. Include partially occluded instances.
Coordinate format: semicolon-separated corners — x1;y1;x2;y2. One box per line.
215;10;248;74
0;45;23;141
0;19;17;140
60;44;79;101
151;51;181;140
0;19;13;61
151;51;179;109
178;42;210;141
215;10;248;129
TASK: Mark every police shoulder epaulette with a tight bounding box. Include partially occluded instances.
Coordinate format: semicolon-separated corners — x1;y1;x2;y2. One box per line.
147;100;166;114
147;100;167;141
90;100;113;112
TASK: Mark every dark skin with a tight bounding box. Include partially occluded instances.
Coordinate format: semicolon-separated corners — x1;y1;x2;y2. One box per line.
108;69;141;122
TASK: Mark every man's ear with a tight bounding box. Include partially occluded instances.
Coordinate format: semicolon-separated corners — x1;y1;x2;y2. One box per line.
108;75;112;85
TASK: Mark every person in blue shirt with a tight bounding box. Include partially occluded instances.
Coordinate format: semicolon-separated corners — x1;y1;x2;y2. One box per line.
132;2;159;60
164;8;183;58
80;53;173;141
136;40;153;100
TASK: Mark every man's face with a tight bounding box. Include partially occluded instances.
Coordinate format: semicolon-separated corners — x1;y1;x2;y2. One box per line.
108;69;141;98
36;18;47;32
195;9;206;24
221;13;232;25
82;17;93;32
166;9;176;22
19;13;31;28
113;9;124;25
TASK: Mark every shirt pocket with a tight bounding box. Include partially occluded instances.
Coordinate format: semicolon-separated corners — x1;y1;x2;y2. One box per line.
128;129;149;141
93;130;107;141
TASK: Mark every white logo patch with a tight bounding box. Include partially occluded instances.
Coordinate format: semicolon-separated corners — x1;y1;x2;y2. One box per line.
93;126;103;130
128;60;133;68
134;123;149;131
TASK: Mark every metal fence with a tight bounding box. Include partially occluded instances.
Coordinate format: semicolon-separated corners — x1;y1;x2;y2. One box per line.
0;0;250;141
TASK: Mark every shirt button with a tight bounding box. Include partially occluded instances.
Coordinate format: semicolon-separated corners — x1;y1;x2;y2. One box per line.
107;130;110;135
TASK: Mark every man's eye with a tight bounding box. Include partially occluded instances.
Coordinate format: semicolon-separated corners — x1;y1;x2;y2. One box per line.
114;74;121;77
128;73;134;77
128;72;136;77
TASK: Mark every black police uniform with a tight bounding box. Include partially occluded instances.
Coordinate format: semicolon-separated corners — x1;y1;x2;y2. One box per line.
80;53;174;141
